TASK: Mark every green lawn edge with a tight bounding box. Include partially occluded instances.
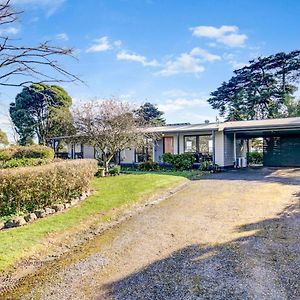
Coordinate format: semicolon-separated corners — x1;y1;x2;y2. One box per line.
0;173;186;272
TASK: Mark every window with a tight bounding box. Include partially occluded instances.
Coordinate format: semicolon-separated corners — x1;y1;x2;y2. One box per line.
184;135;213;154
184;136;197;152
198;136;213;154
135;146;146;162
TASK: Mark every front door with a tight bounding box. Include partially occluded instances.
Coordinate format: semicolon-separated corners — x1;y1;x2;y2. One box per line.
164;136;174;153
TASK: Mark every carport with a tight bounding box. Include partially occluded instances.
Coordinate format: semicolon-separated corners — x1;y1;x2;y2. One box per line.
223;118;300;167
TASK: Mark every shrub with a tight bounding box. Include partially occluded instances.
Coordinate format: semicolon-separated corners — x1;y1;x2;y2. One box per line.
161;153;173;164
162;153;195;170
200;160;211;171
0;145;54;168
0;158;48;169
0;145;54;160
0;159;97;216
108;164;121;176
248;151;263;165
138;161;160;171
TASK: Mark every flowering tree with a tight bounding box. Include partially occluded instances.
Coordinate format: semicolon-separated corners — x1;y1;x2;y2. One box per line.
73;99;158;172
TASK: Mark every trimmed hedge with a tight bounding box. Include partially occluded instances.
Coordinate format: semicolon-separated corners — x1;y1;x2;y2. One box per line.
0;158;49;169
0;145;54;169
0;145;54;161
0;159;98;216
162;153;195;170
138;161;160;171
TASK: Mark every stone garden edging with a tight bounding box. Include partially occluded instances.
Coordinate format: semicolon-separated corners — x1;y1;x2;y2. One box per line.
0;190;92;230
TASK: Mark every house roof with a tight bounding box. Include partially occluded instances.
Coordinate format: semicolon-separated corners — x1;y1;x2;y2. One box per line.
145;117;300;134
144;122;218;133
50;117;300;141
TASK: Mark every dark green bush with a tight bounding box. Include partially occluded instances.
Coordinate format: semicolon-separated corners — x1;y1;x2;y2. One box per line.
0;158;48;169
162;153;195;170
200;160;211;171
161;153;173;164
0;145;54;168
0;145;54;160
138;161;160;171
248;151;263;165
0;159;98;216
108;164;121;176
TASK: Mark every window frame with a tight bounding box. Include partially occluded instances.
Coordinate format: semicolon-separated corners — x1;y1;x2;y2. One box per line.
183;134;213;154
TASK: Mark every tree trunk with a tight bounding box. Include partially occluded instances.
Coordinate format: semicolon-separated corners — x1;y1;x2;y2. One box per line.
102;153;115;174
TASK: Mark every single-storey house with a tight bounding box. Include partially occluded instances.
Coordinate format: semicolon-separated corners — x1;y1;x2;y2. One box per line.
50;117;300;168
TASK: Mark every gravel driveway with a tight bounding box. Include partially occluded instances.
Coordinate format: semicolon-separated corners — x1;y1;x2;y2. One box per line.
3;168;300;300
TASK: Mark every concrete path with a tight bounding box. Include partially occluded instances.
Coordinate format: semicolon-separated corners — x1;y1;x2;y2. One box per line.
4;168;300;300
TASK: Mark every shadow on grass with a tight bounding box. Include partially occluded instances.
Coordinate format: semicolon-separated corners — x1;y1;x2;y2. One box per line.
102;197;300;299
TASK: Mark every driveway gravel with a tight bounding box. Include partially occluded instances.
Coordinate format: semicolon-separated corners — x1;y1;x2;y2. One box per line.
2;167;300;300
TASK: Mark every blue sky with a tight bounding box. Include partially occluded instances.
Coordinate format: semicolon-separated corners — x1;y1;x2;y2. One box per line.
1;0;300;140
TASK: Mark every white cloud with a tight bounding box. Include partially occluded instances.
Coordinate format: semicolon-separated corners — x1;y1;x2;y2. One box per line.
117;50;159;67
174;112;217;124
13;0;66;16
158;53;205;76
86;36;112;53
56;33;69;41
157;48;220;76
158;97;208;113
190;25;247;48
162;89;209;98
190;47;221;62
114;40;122;47
0;27;19;35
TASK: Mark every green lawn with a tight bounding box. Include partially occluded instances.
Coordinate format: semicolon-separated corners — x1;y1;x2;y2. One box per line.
0;173;186;272
122;169;205;179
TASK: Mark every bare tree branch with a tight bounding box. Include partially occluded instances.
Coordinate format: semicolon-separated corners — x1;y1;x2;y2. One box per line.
72;99;160;172
0;0;82;86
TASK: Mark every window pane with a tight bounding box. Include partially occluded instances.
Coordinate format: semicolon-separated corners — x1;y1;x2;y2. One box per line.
199;136;212;154
185;136;196;152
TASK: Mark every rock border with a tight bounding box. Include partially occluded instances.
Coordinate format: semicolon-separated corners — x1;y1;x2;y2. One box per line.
1;191;92;230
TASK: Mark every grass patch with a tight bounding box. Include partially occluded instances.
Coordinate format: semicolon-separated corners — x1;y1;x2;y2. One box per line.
0;173;186;272
122;169;205;179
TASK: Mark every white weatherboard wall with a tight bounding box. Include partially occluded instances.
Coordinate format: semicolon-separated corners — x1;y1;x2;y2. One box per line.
120;149;135;164
224;133;235;167
83;145;95;159
214;131;224;167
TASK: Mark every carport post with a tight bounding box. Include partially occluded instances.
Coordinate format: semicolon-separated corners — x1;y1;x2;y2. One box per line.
212;130;215;164
233;132;237;166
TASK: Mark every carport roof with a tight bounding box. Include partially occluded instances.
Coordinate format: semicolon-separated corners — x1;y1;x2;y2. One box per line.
221;117;300;132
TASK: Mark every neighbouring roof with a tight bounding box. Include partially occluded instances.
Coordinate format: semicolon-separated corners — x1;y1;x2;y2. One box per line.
145;117;300;133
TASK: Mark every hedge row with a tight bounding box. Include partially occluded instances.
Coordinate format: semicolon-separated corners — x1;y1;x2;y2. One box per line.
162;153;195;170
0;159;98;216
0;157;50;169
0;145;54;162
